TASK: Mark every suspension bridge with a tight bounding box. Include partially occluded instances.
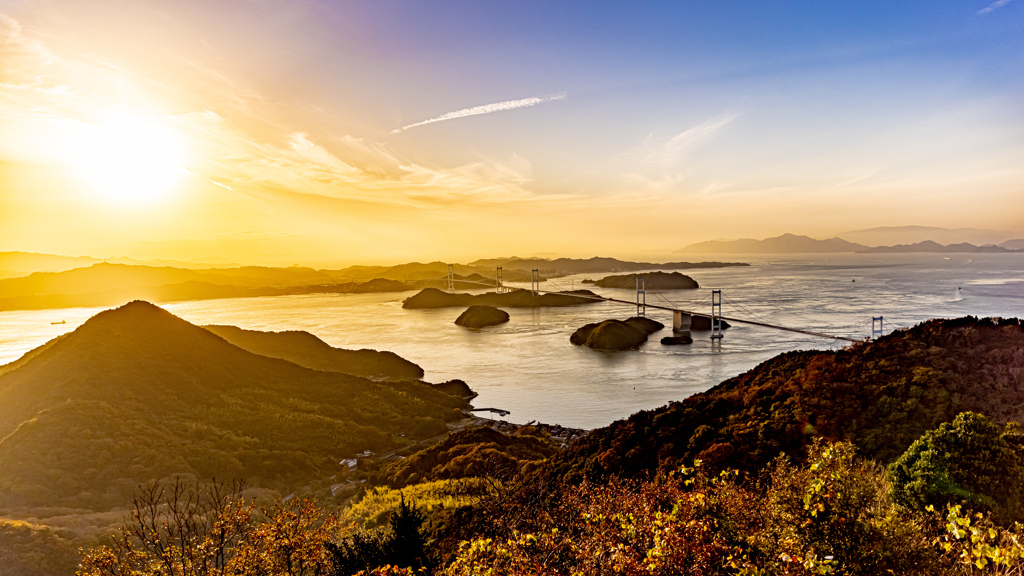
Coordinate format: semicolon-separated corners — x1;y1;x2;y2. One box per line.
442;264;890;344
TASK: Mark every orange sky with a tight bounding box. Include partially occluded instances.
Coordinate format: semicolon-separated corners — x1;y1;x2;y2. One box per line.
1;2;1022;266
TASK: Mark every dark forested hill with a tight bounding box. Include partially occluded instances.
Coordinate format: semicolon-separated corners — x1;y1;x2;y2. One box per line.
0;301;468;511
377;426;559;488
549;316;1024;482
203;324;424;380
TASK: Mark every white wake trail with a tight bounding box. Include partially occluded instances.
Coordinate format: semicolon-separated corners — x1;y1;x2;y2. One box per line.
392;94;566;133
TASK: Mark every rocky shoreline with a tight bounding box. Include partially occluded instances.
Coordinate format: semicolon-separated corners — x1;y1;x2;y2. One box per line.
468;414;590;448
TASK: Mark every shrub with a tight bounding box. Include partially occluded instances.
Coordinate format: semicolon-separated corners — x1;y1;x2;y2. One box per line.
889;412;1024;523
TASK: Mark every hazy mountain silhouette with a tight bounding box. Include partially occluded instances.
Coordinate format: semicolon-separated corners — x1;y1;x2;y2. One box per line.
0;301;467;511
859;241;1021;253
838;226;1016;247
0;251;100;278
481;256;748;273
0;263;403;311
677;233;866;254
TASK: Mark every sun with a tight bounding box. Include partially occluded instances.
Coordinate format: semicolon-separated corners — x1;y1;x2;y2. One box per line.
72;115;188;205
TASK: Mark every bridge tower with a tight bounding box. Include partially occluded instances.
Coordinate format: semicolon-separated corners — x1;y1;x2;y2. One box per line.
872;316;884;340
531;269;540;296
496;267;504;293
636;277;646;317
711;289;724;339
447;264;455;292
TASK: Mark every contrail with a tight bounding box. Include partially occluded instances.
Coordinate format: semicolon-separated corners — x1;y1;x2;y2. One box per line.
392;93;566;133
977;0;1015;14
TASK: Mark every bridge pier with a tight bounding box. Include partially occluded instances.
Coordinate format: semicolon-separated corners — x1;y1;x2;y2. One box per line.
672;310;692;332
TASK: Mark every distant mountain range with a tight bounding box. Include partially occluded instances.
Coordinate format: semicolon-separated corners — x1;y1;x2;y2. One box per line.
837;225;1019;247
0;251;235;279
467;256;748;274
0;257;750;313
677;234;865;254
860;241;1023;254
677;233;1024;254
0;251;100;277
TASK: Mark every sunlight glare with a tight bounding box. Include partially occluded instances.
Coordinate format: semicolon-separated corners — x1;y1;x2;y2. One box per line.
72;116;188;205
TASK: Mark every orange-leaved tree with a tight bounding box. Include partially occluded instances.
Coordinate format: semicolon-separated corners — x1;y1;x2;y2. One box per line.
77;479;337;576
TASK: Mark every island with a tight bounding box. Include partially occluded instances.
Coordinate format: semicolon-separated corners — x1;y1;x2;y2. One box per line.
454;305;510;328
570;317;665;350
594;271;699;289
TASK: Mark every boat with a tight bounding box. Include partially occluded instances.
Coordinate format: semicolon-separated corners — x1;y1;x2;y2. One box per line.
51;320;66;325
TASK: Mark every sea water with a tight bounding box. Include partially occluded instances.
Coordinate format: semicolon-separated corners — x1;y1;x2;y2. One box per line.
1;253;1021;429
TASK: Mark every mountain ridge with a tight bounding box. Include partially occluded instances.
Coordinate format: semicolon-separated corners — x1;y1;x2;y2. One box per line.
0;301;468;511
202;324;424;380
547;316;1024;483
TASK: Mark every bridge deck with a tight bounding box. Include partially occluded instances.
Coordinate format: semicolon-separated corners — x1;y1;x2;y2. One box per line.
452;279;860;343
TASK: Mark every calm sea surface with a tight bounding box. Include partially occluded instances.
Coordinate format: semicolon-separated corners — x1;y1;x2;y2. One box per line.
2;253;1022;429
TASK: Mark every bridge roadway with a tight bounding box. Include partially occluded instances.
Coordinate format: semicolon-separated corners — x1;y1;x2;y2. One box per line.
453;278;861;343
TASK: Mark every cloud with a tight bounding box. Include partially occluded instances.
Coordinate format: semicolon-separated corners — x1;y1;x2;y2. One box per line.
605;113;738;195
391;94;566;133
644;114;738;168
977;0;1015;14
188;117;543;213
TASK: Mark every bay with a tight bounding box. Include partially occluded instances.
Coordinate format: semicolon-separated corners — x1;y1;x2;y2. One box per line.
1;253;1021;429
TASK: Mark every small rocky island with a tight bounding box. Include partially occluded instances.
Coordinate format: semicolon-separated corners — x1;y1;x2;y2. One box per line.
454;305;510;328
570;317;665;350
594;271;699;289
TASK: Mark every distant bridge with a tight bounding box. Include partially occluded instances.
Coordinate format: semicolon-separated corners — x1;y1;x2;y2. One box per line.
446;266;861;343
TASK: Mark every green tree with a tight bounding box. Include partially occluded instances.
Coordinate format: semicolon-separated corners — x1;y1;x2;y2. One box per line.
389;494;428;571
329;494;429;575
889;412;1024;523
755;440;937;575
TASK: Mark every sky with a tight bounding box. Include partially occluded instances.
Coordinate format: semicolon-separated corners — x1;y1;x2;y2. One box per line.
0;0;1022;266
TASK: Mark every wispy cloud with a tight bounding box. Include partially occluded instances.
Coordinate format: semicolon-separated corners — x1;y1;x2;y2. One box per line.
644;114;739;168
977;0;1015;14
391;94;566;133
601;113;739;196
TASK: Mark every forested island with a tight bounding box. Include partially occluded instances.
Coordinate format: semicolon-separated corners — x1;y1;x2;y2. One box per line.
1;309;1022;575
